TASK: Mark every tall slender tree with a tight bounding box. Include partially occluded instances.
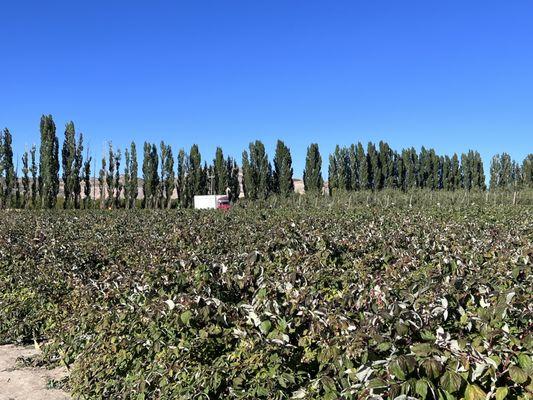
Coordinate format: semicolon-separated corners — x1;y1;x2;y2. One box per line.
349;144;360;190
244;141;271;200
214;147;228;195
30;146;37;207
356;142;368;190
241;150;253;199
22;151;30;208
367;142;379;190
73;132;84;208
142;142;159;208
303;143;323;193
177;149;188;207
450;153;460;190
61;122;76;208
188;144;202;198
99;154;107;209
124;148;131;208
1;129;15;207
272;140;294;197
327;154;338;195
227;156;240;202
522;154;533;188
83;150;92;209
161;142;175;208
129;142;138;208
113;149;122;207
39;115;60;208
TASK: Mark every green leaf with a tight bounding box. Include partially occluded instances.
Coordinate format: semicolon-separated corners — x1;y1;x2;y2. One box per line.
464;384;486;400
415;379;428;399
509;366;528;384
367;378;387;388
422;359;442;379
495;386;508;400
389;359;406;380
440;370;462;393
517;354;532;374
376;341;391;351
180;310;192;325
259;320;271;334
411;342;433;356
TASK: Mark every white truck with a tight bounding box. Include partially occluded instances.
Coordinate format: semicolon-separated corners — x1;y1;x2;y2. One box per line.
193;195;231;210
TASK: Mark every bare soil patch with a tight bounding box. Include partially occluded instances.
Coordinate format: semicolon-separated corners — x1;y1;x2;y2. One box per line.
0;345;69;400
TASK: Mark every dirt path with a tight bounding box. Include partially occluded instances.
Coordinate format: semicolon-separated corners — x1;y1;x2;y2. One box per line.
0;345;70;400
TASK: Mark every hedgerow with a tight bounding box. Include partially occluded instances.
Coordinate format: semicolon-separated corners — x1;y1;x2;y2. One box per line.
0;204;531;399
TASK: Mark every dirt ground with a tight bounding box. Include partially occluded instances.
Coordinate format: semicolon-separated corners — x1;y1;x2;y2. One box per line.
0;345;70;400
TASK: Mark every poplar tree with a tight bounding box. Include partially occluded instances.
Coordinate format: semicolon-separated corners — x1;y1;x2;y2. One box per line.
241;150;253;199
333;145;350;191
490;155;501;190
379;141;394;189
367;142;379;190
177;149;188;207
161;142;175;208
460;152;471;190
227;156;240;202
396;154;406;191
242;141;271;200
214;147;228;195
349;144;360;190
83;152;92;209
303;143;323;193
273;140;294;197
402;148;417;190
22;151;30;208
73;133;84;208
62;122;76;208
1;129;15;207
499;153;513;189
124;148;131;208
129;142;138;208
113;149;121;207
14;165;20;208
356;142;368;190
30;146;37;207
188;144;202;197
327;154;338;195
512;161;522;189
98;155;105;208
142;142;159;208
522;154;533;188
201;162;209;195
0;129;3;206
442;155;451;190
39;115;60;208
106;143;115;208
450;153;460;190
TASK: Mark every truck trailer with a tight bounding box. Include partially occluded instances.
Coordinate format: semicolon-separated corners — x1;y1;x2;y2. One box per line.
193;195;231;210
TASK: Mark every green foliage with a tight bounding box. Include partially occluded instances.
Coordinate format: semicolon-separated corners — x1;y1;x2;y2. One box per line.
0;203;531;398
273;140;294;197
39;115;60;208
1;128;15;207
303;143;323;192
214;147;228;195
242;141;271;200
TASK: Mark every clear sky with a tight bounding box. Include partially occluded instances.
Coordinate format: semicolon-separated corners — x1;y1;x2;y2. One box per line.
1;0;532;178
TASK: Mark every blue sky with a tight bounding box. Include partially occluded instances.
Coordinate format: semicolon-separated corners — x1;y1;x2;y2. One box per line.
1;0;532;177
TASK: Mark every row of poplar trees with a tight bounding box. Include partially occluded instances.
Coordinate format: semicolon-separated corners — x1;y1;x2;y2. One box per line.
0;115;532;209
328;142;532;193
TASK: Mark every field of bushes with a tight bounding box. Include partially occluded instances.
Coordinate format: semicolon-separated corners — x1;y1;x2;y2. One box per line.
0;201;532;399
